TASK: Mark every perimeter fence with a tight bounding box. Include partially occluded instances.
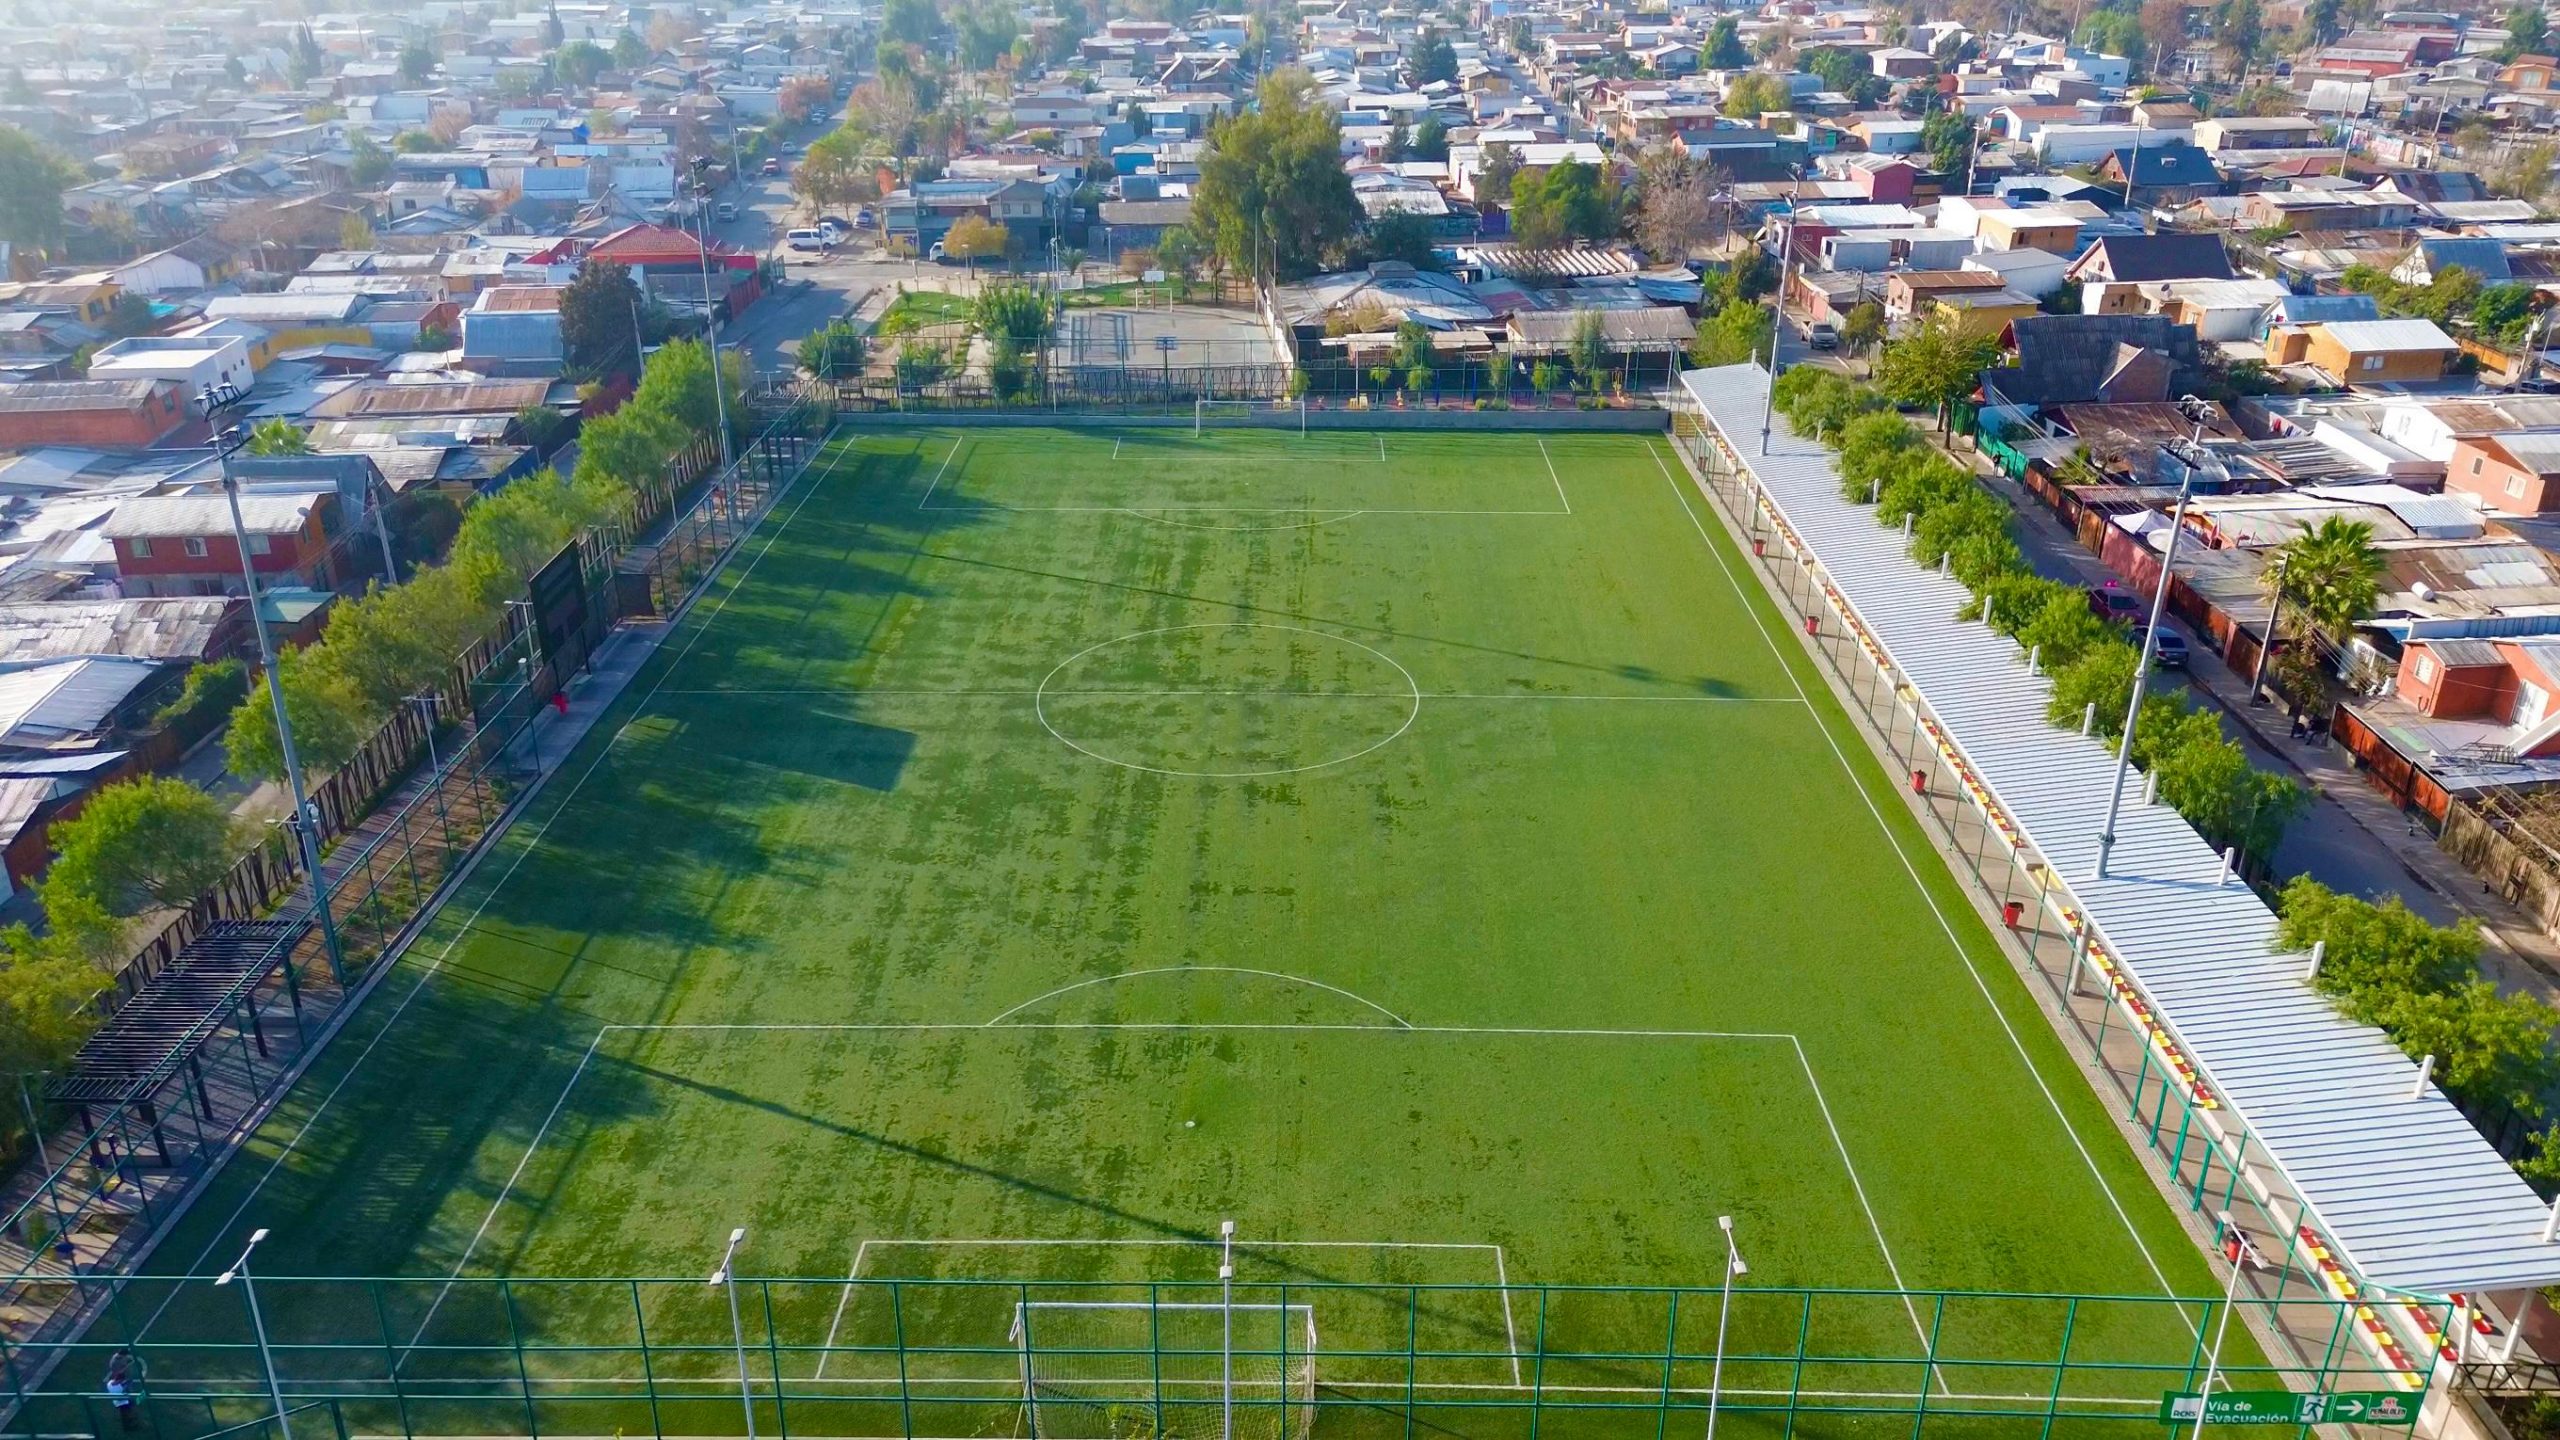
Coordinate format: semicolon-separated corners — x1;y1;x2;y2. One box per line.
0;1275;2440;1440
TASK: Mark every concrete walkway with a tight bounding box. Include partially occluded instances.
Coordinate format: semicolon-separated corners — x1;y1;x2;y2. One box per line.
1956;436;2560;998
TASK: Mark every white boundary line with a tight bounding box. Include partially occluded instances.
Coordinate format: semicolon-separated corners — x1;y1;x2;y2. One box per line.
1536;438;1570;515
462;1019;1920;1392
1646;440;2195;1331
981;965;1417;1029
131;436;851;1345
913;437;966;510
815;1236;1521;1384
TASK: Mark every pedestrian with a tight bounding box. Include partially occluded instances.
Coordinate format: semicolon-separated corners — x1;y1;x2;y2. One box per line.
105;1348;141;1431
550;689;569;718
2288;710;2308;740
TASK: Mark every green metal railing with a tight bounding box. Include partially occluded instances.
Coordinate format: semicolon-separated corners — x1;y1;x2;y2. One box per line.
0;1275;2439;1440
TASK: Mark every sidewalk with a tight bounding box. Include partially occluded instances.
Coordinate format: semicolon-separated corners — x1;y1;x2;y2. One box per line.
1954;436;2560;998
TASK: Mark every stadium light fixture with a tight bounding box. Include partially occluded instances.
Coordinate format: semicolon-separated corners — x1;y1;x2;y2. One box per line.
217;1228;291;1440
713;1227;756;1440
1707;1216;1746;1440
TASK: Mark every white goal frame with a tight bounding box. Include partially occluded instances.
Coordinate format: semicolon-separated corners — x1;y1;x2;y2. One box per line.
1195;397;1309;434
1009;1298;1317;1440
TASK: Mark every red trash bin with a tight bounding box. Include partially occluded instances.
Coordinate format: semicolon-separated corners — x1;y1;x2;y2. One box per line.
2002;900;2025;927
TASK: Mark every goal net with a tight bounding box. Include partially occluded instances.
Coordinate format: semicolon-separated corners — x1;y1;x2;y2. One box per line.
1195;398;1308;434
1010;1300;1317;1440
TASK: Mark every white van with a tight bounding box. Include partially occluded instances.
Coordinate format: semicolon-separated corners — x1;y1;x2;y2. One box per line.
786;228;828;252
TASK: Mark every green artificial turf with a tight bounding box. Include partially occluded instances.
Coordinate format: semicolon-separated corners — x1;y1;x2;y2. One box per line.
94;427;2266;1439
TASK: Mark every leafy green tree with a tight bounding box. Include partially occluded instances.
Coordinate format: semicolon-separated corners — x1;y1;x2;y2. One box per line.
1475;141;1522;204
2277;877;2481;1010
895;340;951;391
1193;69;1364;279
0;126;75;252
1410;116;1450;161
2497;1;2550;61
0;935;108;1077
1507;159;1618;247
1874;314;1998;432
245;419;312;456
42;777;239;926
611;29;649;68
392;130;439;154
512;403;574;455
1920;111;1974;173
349;131;392;187
1705;17;1750;67
2075;9;2148;67
226;650;375;782
2270;516;2385;638
884;0;937;48
1721;72;1791;120
554;39;610;87
1566;309;1611;384
956;0;1020;70
1838;300;1885;356
1408;29;1458;85
559;258;645;381
1362;211;1438;269
798;319;868;380
400;41;439;83
973;281;1054;355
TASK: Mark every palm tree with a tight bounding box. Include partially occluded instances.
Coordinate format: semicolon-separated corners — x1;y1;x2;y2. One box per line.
243;419;312;456
2052;445;2106;489
2271;517;2387;638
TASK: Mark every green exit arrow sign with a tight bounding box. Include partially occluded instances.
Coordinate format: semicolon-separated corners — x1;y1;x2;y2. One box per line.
2160;1391;2417;1427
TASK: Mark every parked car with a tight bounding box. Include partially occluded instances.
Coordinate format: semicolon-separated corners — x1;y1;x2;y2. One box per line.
787;228;829;252
762;156;782;176
2134;624;2190;669
2087;582;2144;623
853;206;874;228
929;240;954;263
815;215;852;240
714;202;738;222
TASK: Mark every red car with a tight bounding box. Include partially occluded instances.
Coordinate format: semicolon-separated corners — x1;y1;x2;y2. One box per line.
761;157;782;176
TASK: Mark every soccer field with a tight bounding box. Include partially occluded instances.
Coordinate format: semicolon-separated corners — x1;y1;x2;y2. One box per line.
97;425;2252;1439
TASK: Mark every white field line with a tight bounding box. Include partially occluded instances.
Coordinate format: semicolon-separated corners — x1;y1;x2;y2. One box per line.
395;1030;608;1367
130;441;846;1343
1647;440;2195;1332
980;965;1415;1029
913;437;966;510
1536;438;1570;515
1490;1242;1524;1386
1783;1035;1942;1393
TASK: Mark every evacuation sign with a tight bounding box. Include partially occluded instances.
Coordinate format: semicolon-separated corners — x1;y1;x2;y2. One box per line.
2159;1390;2416;1426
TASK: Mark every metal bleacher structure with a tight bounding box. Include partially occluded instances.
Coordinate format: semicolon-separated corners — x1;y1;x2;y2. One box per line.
1671;362;2560;1426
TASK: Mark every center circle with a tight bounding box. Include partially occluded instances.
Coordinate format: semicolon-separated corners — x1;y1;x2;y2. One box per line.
1035;624;1421;778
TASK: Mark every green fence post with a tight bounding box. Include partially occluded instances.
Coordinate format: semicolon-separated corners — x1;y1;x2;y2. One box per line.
500;1280;538;1439
369;1278;416;1440
1403;1286;1418;1440
2216;1129;2251;1214
2039;1297;2077;1440
1908;1293;1946;1440
1656;1291;1680;1440
1527;1289;1547;1440
631;1281;664;1440
1148;1283;1163;1440
1784;1290;1811;1440
890;1282;913;1440
763;1281;788;1439
2167;1089;2199;1201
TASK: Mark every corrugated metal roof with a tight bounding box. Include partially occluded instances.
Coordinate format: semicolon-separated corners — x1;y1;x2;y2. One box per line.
102;492;318;538
1680;362;2560;1296
2422;638;2507;668
2317;317;2460;352
0;656;159;743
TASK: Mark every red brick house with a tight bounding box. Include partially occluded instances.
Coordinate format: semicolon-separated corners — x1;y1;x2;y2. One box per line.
2446;431;2560;515
2395;638;2560;754
103;491;340;598
0;380;191;450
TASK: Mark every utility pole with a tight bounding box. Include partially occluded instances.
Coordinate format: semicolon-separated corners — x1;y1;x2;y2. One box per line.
202;384;345;984
1757;164;1805;455
2093;394;2214;881
690;156;735;471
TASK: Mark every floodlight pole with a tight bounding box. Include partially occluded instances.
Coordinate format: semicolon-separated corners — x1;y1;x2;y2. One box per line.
1757;165;1806;457
1706;1215;1747;1440
711;1227;756;1440
218;1228;290;1440
691;159;735;472
203;385;345;985
2189;1213;2259;1440
1220;1218;1237;1440
2092;395;2210;881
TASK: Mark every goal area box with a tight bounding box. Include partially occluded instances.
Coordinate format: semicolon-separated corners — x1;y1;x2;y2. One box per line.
1011;1299;1317;1440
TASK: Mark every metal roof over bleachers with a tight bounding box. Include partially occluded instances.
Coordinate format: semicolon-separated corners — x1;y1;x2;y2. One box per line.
1680;362;2560;1297
47;920;304;1108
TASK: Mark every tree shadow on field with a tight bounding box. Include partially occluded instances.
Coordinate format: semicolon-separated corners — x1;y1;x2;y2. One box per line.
694;694;917;793
618;1060;1526;1359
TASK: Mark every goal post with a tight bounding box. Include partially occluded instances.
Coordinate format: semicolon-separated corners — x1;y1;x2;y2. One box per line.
1010;1299;1317;1440
1194;398;1309;435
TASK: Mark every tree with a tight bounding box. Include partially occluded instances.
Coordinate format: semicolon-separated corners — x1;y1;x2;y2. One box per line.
393;130;439;154
2076;10;2148;68
1920;110;1974;173
41;778;239;926
0;126;75;252
2497;1;2550;61
942;214;1011;266
631;338;743;441
2270;516;2384;638
798;318;867;380
1837;300;1886;357
2217;0;2265;69
1875;314;1998;432
884;0;937;47
1507;159;1617;247
1409;29;1458;85
513;403;574;455
245;419;312;456
348;131;391;187
558;258;645;381
778;74;833;125
1688;299;1772;367
1632;146;1713;262
544;0;565;46
400;40;438;83
1156;224;1207;278
226;650;374;783
1475;141;1522;204
611;29;649;68
2141;0;2190;66
1721;72;1791;120
973;281;1054;352
895;339;952;391
1192;69;1364;280
554;39;609;88
1362;211;1438;269
956;0;1020;70
1567;309;1611;386
1705;16;1750;67
794;128;874;214
2490;141;2560;205
1411;115;1450;161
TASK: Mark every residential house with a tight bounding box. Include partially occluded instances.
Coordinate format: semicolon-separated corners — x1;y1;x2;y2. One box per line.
2195;116;2325;152
2278;318;2461;384
1981;314;2204;410
2395;638;2560;753
108;234;247;295
84;334;255;397
1976;209;2082;255
459;286;565;373
2094;142;2223;203
104;491;339;598
883;177;1057;254
2066;233;2238;286
2446;431;2560;514
1884;270;2010;327
0;380;190;450
1095;198;1196;258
